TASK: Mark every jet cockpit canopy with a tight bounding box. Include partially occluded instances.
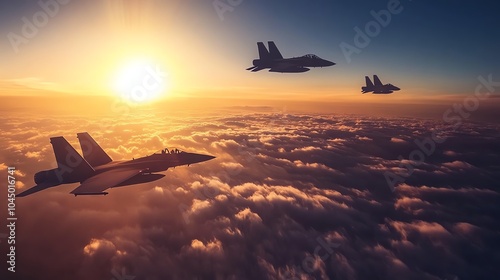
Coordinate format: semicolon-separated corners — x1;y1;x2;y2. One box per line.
303;54;320;59
154;148;184;155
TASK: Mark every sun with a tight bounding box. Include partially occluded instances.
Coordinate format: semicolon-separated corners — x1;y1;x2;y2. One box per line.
112;59;169;103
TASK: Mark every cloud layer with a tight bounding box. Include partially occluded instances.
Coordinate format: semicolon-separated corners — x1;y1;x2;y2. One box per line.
1;111;499;280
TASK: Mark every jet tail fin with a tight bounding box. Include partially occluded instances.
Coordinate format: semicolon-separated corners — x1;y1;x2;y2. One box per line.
51;136;94;181
268;41;283;59
77;132;112;167
373;75;383;86
365;76;374;87
257;42;271;60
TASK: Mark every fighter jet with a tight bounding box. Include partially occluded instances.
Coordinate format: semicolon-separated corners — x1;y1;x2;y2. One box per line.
17;133;215;197
362;75;400;94
246;41;335;73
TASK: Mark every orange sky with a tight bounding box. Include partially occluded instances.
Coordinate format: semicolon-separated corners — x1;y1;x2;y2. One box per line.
1;0;498;122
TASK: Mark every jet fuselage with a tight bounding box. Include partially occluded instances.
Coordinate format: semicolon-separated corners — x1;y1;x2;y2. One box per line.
94;151;216;175
18;134;215;197
252;56;335;72
362;75;400;94
361;84;400;94
247;41;335;73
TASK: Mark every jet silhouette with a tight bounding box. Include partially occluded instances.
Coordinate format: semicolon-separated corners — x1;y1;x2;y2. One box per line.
362;75;400;94
246;41;335;73
17;133;215;197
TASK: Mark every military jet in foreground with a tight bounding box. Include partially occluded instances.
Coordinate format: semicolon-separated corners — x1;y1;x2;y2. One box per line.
246;41;335;73
17;133;215;197
362;75;400;94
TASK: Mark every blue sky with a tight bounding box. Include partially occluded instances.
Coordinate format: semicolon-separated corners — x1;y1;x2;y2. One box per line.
205;0;500;93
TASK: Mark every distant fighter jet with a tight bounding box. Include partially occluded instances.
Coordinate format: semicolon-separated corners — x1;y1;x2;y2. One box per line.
246;41;335;73
362;75;400;94
17;133;215;197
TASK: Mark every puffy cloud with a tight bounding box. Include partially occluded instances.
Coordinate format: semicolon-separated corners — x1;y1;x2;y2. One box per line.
24;151;41;159
187;239;224;256
234;208;262;223
442;160;474;170
390;137;406;143
83;238;117;258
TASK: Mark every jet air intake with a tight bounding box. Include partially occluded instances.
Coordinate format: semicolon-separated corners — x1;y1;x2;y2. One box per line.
34;168;60;185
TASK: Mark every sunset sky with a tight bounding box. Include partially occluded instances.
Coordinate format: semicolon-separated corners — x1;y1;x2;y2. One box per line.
1;1;499;280
1;0;499;101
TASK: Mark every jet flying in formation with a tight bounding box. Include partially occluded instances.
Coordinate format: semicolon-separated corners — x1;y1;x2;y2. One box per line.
246;41;335;73
362;75;401;94
245;42;402;95
17;133;215;197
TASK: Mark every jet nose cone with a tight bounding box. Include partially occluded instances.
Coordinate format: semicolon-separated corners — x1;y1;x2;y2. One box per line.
324;60;335;66
194;154;216;163
204;155;216;161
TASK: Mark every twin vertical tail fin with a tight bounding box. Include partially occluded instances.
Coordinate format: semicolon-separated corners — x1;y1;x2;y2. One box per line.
50;137;94;182
365;76;374;88
257;41;283;60
77;132;112;167
257;42;271;60
267;41;283;59
373;75;383;86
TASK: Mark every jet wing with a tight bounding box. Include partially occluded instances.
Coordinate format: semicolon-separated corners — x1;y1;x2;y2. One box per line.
17;182;61;197
70;168;145;195
250;66;266;72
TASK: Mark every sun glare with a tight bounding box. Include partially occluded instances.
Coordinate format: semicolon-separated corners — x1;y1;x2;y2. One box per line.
112;59;169;103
